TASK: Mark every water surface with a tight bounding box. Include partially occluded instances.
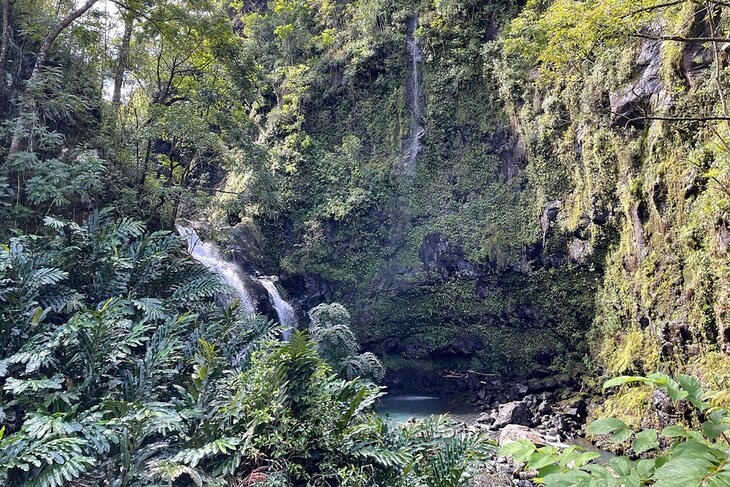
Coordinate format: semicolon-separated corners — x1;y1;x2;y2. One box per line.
377;395;481;424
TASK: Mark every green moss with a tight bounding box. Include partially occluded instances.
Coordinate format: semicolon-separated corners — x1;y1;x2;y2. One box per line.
592;386;653;430
599;327;660;376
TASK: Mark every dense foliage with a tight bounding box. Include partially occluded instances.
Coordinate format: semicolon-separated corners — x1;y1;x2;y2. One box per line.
2;0;730;485
501;373;730;486
0;212;491;486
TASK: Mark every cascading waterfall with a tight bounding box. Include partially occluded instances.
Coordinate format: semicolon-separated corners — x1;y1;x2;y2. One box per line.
176;225;257;316
177;225;298;339
394;14;425;180
256;277;297;340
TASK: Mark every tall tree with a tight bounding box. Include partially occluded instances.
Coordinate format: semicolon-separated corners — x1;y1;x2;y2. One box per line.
112;13;134;109
0;0;9;93
8;0;100;156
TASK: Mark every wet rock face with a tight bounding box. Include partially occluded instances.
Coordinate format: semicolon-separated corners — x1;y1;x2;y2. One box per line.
540;200;562;239
610;34;668;129
279;274;332;320
681;7;718;87
433;334;484;357
419;233;484;280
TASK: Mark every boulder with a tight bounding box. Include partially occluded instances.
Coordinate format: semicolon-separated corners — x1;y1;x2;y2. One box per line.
499;424;546;447
493;401;532;428
473;472;513;487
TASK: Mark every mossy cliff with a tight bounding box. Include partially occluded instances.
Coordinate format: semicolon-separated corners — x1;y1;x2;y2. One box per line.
215;1;730;386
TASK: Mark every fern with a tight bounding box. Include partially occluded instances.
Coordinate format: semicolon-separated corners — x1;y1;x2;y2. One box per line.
0;216;487;486
171;274;228;302
132;297;167;321
24;454;95;487
171;437;241;467
3;375;64;395
353;446;412;469
148;460;204;486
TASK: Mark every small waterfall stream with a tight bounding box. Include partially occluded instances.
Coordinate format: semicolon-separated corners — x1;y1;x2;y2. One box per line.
394;14;425;180
176;225;257;316
177;225;298;338
256;277;297;340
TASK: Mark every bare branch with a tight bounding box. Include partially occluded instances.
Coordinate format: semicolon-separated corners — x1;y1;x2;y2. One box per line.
630;31;730;43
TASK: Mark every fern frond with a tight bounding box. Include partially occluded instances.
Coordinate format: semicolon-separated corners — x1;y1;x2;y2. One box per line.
171;274;228;302
148;459;203;487
25;454;95;487
353;446;412;469
28;268;67;288
171;437;241;467
132;298;167;321
3;375;64;395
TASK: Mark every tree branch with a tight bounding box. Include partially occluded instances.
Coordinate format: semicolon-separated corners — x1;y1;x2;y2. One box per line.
112;14;133;108
626;0;687;17
630;31;730;43
622;114;730;122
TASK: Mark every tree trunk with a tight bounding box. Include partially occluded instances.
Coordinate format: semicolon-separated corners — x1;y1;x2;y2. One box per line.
0;0;9;92
112;15;133;109
8;0;99;156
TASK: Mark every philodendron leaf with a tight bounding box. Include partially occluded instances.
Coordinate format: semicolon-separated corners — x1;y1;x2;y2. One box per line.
647;373;688;402
677;375;710;410
632;429;659;454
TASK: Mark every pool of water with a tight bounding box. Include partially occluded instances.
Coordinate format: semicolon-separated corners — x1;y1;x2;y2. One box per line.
377;394;481;424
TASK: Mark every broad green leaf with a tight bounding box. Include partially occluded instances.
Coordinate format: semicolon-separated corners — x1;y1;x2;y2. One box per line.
603;376;648;390
587;418;629;435
498;439;536;463
609;456;632;477
541;469;594;487
636;458;656;479
701;421;730;440
583;463;618;486
529;451;558;470
677;375;710;410
632;429;659;454
661;425;689;438
647;373;688;401
653;440;730;486
588;417;633;444
612;427;633;444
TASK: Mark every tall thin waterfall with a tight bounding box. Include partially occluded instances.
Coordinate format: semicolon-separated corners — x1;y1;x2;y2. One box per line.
394;14;425;180
176;225;257;316
256;277;297;340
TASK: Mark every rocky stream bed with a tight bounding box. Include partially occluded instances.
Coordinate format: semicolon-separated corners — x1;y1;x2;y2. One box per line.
381;376;600;486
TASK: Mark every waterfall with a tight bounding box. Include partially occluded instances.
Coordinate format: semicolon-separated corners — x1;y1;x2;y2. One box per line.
176;225;257;316
394;14;425;181
177;225;298;339
256;277;297;340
